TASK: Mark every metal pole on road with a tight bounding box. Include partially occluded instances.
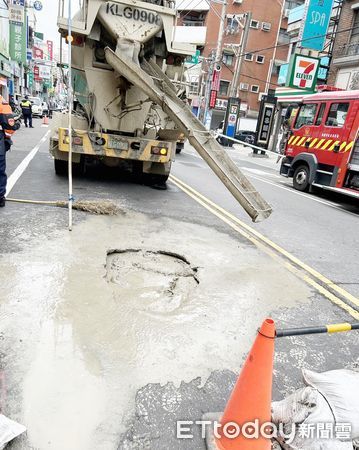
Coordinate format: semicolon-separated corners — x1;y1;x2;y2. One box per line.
67;0;73;231
276;323;359;338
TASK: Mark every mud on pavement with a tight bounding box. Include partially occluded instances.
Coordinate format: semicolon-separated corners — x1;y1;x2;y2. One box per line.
0;208;358;450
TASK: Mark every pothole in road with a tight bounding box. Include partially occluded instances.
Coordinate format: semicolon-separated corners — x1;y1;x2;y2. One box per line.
106;249;199;315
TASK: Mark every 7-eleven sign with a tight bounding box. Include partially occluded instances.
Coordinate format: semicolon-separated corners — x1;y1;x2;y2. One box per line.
287;54;320;91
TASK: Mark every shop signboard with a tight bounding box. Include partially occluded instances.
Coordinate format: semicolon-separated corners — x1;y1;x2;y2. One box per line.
9;22;27;64
209;89;217;109
299;0;335;51
286;54;320;91
0;1;10;58
223;97;241;138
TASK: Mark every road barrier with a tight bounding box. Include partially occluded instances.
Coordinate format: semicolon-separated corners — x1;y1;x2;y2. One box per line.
275;322;359;337
215;133;285;159
213;318;359;449
215;318;275;450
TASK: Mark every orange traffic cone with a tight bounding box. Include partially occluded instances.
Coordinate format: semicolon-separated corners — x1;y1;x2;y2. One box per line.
215;318;276;450
42;115;49;125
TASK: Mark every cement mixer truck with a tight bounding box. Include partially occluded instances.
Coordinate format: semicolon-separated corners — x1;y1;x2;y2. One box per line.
51;0;272;222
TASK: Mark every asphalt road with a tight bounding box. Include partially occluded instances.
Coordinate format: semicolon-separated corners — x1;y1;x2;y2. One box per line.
174;144;359;298
0;122;358;450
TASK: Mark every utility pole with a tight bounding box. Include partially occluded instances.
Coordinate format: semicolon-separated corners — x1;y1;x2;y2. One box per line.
229;12;251;98
215;0;227;64
202;0;227;126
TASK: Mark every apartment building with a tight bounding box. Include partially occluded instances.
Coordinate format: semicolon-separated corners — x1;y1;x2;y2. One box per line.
177;0;294;127
328;0;359;89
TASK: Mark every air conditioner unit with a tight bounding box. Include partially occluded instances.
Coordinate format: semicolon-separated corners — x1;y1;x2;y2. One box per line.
283;8;290;18
262;22;271;31
233;0;243;4
240;83;249;91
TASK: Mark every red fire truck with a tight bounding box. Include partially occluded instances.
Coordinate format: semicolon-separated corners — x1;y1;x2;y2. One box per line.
280;90;359;198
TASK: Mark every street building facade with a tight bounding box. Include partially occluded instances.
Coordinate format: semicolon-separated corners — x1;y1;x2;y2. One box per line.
0;0;63;106
177;0;302;127
328;0;359;89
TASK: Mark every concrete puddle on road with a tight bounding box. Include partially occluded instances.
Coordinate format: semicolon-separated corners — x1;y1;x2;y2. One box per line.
0;211;311;449
106;249;199;315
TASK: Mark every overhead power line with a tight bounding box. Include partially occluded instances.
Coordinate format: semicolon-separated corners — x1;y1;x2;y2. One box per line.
178;0;358;61
210;24;359;60
221;60;282;88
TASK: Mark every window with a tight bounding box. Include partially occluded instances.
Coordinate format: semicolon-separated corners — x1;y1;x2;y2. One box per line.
262;22;271;31
222;52;234;66
256;55;265;64
219;80;230;96
315;103;326;126
294;103;317;129
250;20;259;29
226;17;239;33
278;28;290;45
240;83;249;91
244;53;254;61
251;85;259;93
182;13;205;27
350;11;359;45
325;103;350;127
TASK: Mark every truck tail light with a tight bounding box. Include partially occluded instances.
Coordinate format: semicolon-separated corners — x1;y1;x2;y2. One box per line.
151;146;168;156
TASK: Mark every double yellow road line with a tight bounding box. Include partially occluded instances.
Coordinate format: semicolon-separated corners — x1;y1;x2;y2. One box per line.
169;174;359;320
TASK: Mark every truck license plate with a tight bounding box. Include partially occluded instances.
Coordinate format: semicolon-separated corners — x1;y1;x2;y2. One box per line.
108;137;129;151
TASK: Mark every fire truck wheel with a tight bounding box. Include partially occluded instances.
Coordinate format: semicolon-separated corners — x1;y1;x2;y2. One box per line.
293;165;310;192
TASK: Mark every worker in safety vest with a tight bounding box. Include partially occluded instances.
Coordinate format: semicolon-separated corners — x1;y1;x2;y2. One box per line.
20;95;33;128
0;96;20;207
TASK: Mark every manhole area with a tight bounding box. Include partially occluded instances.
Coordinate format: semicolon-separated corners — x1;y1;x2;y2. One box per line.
106;250;199;314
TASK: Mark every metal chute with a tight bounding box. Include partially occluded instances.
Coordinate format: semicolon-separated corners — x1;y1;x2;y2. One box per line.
105;47;272;222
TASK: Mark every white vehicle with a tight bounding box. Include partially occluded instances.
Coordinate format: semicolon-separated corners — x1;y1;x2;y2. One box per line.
28;97;43;117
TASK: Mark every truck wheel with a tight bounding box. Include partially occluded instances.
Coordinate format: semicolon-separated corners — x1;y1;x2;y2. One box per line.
54;159;68;175
293;165;310;191
54;159;83;176
143;173;169;187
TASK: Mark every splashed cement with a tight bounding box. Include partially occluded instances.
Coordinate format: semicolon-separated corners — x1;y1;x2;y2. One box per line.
0;210;311;449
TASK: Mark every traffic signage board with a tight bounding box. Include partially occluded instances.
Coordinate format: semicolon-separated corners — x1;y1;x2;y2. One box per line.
34;1;43;11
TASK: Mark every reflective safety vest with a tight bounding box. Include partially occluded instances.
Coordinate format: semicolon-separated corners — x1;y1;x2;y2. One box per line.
0;96;20;138
20;100;32;114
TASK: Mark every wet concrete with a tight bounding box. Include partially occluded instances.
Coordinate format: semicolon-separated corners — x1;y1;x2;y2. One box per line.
0;208;314;449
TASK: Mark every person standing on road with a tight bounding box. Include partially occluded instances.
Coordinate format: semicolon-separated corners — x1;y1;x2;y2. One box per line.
20;96;33;128
0;96;21;207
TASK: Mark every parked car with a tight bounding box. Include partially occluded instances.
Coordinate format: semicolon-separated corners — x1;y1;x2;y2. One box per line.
235;130;256;145
28;97;44;117
215;121;232;147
